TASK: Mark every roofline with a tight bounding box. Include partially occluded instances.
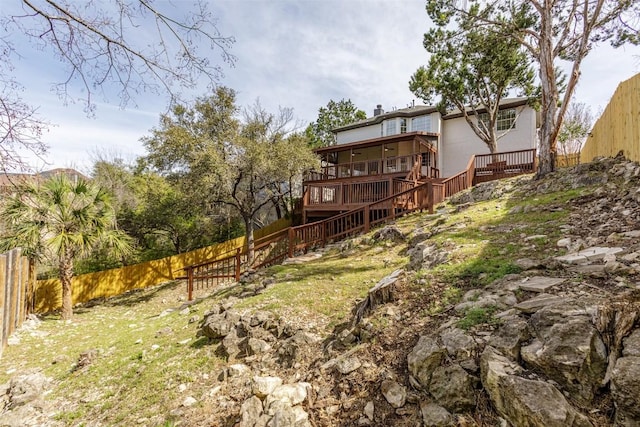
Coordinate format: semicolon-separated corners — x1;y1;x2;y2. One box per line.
442;98;531;120
314;131;439;154
333;97;533;133
333;106;439;133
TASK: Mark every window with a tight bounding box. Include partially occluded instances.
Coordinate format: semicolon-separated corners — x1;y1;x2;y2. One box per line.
411;115;431;132
385;119;397;136
496;108;516;131
400;118;407;134
477;112;490;130
477;108;517;132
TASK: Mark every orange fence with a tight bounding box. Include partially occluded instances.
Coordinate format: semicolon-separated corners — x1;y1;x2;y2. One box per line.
34;218;291;313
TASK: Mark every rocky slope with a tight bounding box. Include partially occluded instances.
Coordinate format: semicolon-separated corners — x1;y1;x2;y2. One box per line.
2;155;640;427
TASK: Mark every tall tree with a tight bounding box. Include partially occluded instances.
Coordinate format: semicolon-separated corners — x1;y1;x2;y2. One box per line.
0;174;131;320
557;101;594;165
1;0;234;171
424;0;639;176
410;4;535;153
305;99;366;148
143;88;319;263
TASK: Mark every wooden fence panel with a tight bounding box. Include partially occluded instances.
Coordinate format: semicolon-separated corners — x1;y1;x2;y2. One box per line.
0;248;32;358
581;73;640;163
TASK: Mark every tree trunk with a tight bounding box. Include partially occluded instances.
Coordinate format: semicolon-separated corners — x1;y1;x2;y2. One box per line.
59;254;74;320
26;258;36;315
244;216;255;266
536;3;560;178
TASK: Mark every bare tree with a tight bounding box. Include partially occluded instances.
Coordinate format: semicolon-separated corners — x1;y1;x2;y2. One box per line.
557;102;594;166
1;0;235;171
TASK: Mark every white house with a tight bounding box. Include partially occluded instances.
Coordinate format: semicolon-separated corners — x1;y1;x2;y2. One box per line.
333;98;538;177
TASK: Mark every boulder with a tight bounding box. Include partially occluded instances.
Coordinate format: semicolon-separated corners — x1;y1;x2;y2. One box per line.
407;336;447;388
372;225;405;242
481;347;592;427
200;310;241;339
265;383;310;407
521;303;607;404
622;329;640;357
408;243;448;271
611;356;640;426
428;364;476;412
6;371;49;408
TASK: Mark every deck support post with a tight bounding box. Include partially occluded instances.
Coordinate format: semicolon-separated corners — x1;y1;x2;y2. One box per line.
288;227;295;258
235;248;242;282
364;205;370;233
427;181;434;214
187;268;194;301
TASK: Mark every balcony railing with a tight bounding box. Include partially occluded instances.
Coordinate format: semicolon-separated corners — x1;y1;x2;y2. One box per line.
306;154;422;181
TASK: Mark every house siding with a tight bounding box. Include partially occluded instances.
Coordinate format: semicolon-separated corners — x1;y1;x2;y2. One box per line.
337;125;381;144
440;107;537;177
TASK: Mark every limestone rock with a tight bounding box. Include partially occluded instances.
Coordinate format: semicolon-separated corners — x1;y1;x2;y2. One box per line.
420;402;454;427
428;364;476;412
408;243;448;271
6;371;50;408
265;383;310;407
481;347;592;427
611;356;640;426
407;336;447;388
521;303;607;404
622;330;640;357
240;396;263;427
372;225;405;242
488;317;530;361
380;379;406;408
200;310;241;339
252;376;283;399
439;328;476;359
335;357;362;375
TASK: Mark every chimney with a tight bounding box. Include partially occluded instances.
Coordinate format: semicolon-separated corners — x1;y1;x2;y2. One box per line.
374;104;384;116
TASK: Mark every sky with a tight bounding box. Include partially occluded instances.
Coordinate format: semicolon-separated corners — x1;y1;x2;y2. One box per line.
6;0;640;174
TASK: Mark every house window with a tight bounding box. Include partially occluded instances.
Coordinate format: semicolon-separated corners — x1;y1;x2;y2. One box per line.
385;119;397;136
496;108;516;131
478;108;517;131
400;118;407;134
411;115;431;132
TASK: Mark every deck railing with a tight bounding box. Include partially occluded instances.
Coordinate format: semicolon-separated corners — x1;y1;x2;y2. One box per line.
306;154;423;182
183;148;537;299
473;149;537;183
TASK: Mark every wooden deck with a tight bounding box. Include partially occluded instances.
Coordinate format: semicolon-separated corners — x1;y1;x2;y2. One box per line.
182;148;537;299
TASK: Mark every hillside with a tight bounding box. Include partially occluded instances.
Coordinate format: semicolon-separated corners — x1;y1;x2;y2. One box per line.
1;155;640;427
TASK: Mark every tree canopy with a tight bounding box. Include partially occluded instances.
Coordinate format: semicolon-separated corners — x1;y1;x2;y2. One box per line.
1;0;234;172
423;0;639;176
143;87;319;262
410;3;535;153
305;99;366;148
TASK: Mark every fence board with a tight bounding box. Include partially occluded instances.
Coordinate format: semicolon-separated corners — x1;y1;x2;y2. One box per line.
0;248;31;358
581;73;640;163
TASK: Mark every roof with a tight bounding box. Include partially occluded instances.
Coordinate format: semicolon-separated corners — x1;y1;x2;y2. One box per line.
333;97;532;133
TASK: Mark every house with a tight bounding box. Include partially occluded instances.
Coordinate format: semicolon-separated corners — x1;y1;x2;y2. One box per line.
301;98;538;223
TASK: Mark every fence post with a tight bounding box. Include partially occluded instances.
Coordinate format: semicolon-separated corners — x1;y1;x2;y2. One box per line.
288;227;295;258
321;222;327;248
0;254;6;356
235;248;242;282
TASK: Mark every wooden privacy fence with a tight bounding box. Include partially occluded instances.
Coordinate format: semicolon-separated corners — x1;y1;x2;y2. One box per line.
581;72;640;164
34;218;291;313
0;248;32;358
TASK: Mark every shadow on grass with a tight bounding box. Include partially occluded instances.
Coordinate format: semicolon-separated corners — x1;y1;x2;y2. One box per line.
73;280;182;314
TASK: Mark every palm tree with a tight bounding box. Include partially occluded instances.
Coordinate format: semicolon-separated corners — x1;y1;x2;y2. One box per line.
0;174;131;320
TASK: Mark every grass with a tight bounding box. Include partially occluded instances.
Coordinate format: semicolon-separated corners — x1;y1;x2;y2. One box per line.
0;174;604;425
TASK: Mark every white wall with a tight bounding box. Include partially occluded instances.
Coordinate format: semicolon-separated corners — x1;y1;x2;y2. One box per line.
440;107;537;177
336;125;381;144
